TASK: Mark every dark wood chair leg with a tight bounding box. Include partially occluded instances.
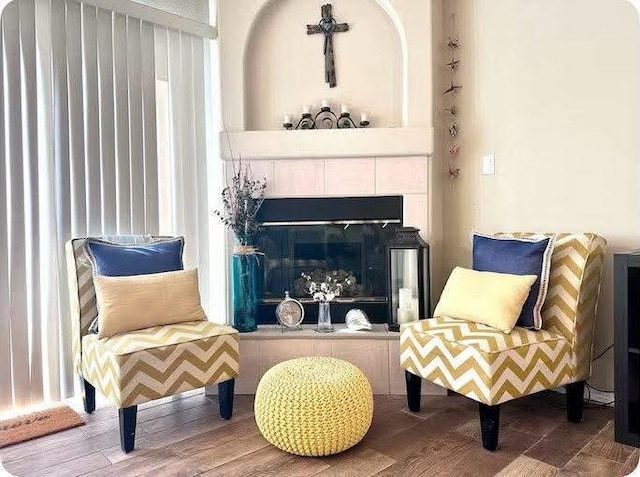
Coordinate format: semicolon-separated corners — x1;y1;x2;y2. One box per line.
565;381;585;423
218;378;235;420
80;376;95;414
479;403;500;451
118;406;138;453
405;370;422;412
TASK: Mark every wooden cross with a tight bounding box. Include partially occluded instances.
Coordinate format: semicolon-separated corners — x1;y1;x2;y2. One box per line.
306;4;349;88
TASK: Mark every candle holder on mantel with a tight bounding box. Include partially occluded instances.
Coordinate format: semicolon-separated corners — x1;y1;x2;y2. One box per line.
283;101;370;130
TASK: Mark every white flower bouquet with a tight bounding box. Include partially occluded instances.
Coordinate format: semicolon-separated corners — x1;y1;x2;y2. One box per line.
299;272;346;303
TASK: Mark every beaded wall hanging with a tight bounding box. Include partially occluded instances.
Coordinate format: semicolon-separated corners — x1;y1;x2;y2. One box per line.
444;14;462;179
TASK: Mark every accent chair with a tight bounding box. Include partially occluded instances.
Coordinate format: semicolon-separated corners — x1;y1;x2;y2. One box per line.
66;237;240;453
400;233;607;450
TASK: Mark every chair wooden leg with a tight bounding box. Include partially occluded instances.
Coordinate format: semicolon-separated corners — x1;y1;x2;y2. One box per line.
405;371;422;412
218;378;235;420
79;376;95;414
119;406;138;453
479;403;500;451
565;381;585;423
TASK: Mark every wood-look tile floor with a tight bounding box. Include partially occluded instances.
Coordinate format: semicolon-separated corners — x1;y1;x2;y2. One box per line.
1;390;637;477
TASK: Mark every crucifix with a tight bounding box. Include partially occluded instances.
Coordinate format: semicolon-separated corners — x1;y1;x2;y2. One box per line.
306;4;349;88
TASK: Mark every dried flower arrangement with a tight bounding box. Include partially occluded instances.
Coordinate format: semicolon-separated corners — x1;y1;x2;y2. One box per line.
298;271;353;303
214;160;266;247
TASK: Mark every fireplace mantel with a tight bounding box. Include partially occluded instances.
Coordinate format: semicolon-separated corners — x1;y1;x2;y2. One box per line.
220;126;434;161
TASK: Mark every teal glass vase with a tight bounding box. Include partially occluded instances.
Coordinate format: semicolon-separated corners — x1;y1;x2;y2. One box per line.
231;249;263;332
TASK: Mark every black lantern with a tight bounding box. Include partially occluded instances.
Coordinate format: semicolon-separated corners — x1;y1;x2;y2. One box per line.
387;227;431;332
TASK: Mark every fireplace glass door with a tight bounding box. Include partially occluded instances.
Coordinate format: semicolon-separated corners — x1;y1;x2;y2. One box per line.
256;220;399;324
254;196;404;325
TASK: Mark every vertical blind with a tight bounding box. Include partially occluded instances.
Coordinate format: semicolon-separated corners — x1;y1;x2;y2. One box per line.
0;0;217;413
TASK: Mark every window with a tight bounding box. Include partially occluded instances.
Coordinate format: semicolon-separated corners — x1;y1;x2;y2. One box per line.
0;0;221;414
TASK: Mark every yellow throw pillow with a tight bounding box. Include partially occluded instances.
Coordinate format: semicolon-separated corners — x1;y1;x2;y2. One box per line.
434;267;537;334
94;268;207;338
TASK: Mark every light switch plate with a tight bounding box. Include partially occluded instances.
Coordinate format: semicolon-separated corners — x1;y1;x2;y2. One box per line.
482;154;495;175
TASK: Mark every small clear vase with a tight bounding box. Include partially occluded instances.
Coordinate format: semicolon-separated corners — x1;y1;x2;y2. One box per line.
316;302;335;333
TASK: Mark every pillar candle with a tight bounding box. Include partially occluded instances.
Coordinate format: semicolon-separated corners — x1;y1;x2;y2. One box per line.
398;307;418;324
398;308;411;324
411;298;419;319
399;288;412;311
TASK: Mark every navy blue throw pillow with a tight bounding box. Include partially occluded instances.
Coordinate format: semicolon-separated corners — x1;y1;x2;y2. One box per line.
85;237;185;277
472;233;555;329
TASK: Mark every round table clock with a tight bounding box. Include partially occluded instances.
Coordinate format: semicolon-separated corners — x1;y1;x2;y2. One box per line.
276;291;305;329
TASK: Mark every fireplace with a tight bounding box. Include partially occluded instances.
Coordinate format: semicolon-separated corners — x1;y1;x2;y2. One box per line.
255;196;403;324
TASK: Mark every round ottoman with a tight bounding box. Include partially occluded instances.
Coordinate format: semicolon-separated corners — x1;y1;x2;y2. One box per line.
254;357;373;456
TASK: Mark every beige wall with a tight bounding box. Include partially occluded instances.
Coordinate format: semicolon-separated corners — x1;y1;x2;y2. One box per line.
441;0;640;390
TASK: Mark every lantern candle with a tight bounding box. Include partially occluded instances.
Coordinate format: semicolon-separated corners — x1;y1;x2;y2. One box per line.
387;227;430;332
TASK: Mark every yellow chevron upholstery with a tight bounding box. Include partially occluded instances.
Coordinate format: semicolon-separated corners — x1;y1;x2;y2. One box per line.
401;317;573;405
66;238;240;410
401;233;606;406
496;233;607;381
66;239;98;373
82;321;239;407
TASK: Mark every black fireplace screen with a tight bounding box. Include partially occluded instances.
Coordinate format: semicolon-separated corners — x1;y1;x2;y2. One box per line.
254;196;403;324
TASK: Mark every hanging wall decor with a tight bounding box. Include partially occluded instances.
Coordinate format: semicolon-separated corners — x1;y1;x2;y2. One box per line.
444;15;462;179
306;4;349;88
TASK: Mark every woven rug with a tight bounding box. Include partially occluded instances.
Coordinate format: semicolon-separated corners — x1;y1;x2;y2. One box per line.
0;405;85;448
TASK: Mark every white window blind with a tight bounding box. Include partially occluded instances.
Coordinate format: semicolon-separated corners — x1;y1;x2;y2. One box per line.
0;0;219;413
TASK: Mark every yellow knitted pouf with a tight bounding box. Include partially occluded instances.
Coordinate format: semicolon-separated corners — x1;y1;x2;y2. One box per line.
254;357;374;456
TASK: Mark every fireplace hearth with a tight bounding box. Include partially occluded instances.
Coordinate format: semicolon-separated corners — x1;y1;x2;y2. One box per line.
255;196;403;325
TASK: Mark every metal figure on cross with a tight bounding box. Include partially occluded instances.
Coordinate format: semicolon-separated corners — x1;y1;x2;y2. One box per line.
307;4;349;88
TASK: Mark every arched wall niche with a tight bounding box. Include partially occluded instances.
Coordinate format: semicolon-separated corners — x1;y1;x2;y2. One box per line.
218;0;433;134
244;0;404;130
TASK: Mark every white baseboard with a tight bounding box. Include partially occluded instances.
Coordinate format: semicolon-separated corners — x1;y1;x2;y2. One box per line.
552;385;614;406
586;387;615;405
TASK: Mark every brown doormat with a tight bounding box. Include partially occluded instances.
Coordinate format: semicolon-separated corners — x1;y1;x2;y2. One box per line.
0;405;85;448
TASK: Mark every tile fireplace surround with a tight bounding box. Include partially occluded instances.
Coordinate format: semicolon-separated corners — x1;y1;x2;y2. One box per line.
216;0;442;395
225;155;436;248
222;153;444;322
210;155;445;396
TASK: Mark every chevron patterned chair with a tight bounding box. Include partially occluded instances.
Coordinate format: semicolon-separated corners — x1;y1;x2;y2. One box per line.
65;237;240;453
400;233;607;451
